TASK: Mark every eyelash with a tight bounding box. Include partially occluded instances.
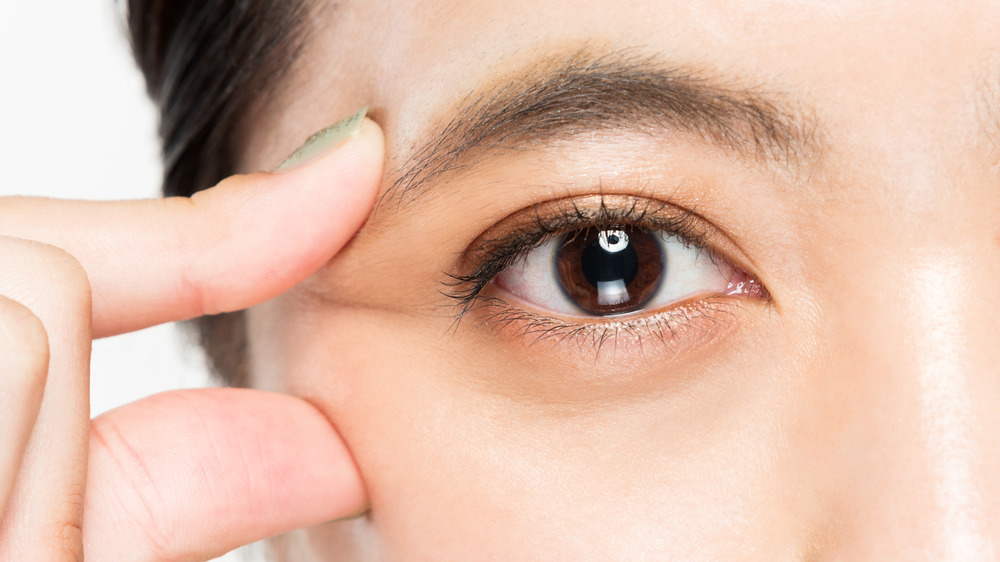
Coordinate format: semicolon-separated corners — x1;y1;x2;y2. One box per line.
444;194;763;353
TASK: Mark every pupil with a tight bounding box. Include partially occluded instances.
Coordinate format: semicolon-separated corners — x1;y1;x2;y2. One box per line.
582;230;637;286
555;226;664;315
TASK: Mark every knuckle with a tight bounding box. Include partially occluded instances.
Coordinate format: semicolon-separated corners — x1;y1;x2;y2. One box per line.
48;502;85;562
174;186;244;317
206;171;263;195
22;481;87;562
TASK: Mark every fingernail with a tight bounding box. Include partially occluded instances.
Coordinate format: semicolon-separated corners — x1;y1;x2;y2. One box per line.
275;107;369;171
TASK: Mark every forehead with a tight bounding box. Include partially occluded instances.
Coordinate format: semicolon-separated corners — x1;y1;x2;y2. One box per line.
247;1;1000;195
315;1;1000;110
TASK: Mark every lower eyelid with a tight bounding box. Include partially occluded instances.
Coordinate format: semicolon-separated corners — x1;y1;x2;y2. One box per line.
467;289;748;363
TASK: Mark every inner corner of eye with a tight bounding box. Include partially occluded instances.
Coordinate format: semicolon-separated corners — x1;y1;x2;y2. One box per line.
715;251;768;297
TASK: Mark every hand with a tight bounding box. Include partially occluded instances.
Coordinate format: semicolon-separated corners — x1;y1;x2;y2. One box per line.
0;118;383;560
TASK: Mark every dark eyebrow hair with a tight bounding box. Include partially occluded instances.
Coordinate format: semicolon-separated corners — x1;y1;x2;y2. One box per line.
384;50;822;204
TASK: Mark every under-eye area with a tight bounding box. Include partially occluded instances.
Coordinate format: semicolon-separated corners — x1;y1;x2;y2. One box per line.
445;193;769;357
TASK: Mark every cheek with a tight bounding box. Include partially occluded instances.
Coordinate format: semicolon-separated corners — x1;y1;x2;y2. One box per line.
246;290;820;559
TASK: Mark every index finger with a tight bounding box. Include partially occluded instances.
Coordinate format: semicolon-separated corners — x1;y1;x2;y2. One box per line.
1;116;383;337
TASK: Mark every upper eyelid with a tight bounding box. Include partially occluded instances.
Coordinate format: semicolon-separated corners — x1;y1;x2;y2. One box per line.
466;194;711;260
444;194;735;318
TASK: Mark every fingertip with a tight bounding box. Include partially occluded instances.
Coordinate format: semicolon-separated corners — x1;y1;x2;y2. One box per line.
85;110;386;336
269;115;385;217
177;115;385;318
274;108;381;172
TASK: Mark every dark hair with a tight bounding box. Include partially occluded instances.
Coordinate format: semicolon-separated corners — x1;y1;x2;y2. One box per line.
126;0;311;385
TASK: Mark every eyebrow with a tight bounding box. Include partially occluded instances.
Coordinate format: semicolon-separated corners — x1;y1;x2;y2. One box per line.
384;50;822;204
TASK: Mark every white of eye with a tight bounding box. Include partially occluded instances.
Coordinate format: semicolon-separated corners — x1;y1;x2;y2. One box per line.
495;229;732;317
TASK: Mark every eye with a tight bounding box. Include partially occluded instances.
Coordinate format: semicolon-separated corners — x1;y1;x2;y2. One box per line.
494;225;738;317
446;194;767;352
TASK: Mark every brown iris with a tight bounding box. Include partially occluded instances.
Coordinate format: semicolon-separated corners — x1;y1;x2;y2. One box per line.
555;226;664;315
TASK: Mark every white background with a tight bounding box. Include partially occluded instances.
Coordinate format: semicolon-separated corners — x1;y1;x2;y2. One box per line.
0;1;254;559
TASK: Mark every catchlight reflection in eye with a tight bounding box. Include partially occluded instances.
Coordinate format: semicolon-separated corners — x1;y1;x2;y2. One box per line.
496;226;740;317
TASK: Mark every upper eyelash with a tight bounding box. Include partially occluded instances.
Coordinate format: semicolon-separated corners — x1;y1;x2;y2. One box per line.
443;195;714;320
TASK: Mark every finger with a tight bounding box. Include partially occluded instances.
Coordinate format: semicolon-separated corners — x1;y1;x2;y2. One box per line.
0;237;92;560
0;117;384;337
84;389;366;561
0;296;48;521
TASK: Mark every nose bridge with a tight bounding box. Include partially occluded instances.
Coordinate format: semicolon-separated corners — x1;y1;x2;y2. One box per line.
820;247;1000;560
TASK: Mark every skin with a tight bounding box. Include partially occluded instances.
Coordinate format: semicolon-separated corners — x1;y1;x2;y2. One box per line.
242;1;1000;560
3;1;1000;560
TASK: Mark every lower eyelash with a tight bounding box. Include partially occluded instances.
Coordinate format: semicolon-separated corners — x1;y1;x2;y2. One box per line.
465;294;742;358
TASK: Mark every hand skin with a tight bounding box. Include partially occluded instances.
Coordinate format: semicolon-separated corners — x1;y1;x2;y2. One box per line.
0;119;382;560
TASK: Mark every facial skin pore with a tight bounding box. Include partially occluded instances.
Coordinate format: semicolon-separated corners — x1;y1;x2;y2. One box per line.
240;1;1000;559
